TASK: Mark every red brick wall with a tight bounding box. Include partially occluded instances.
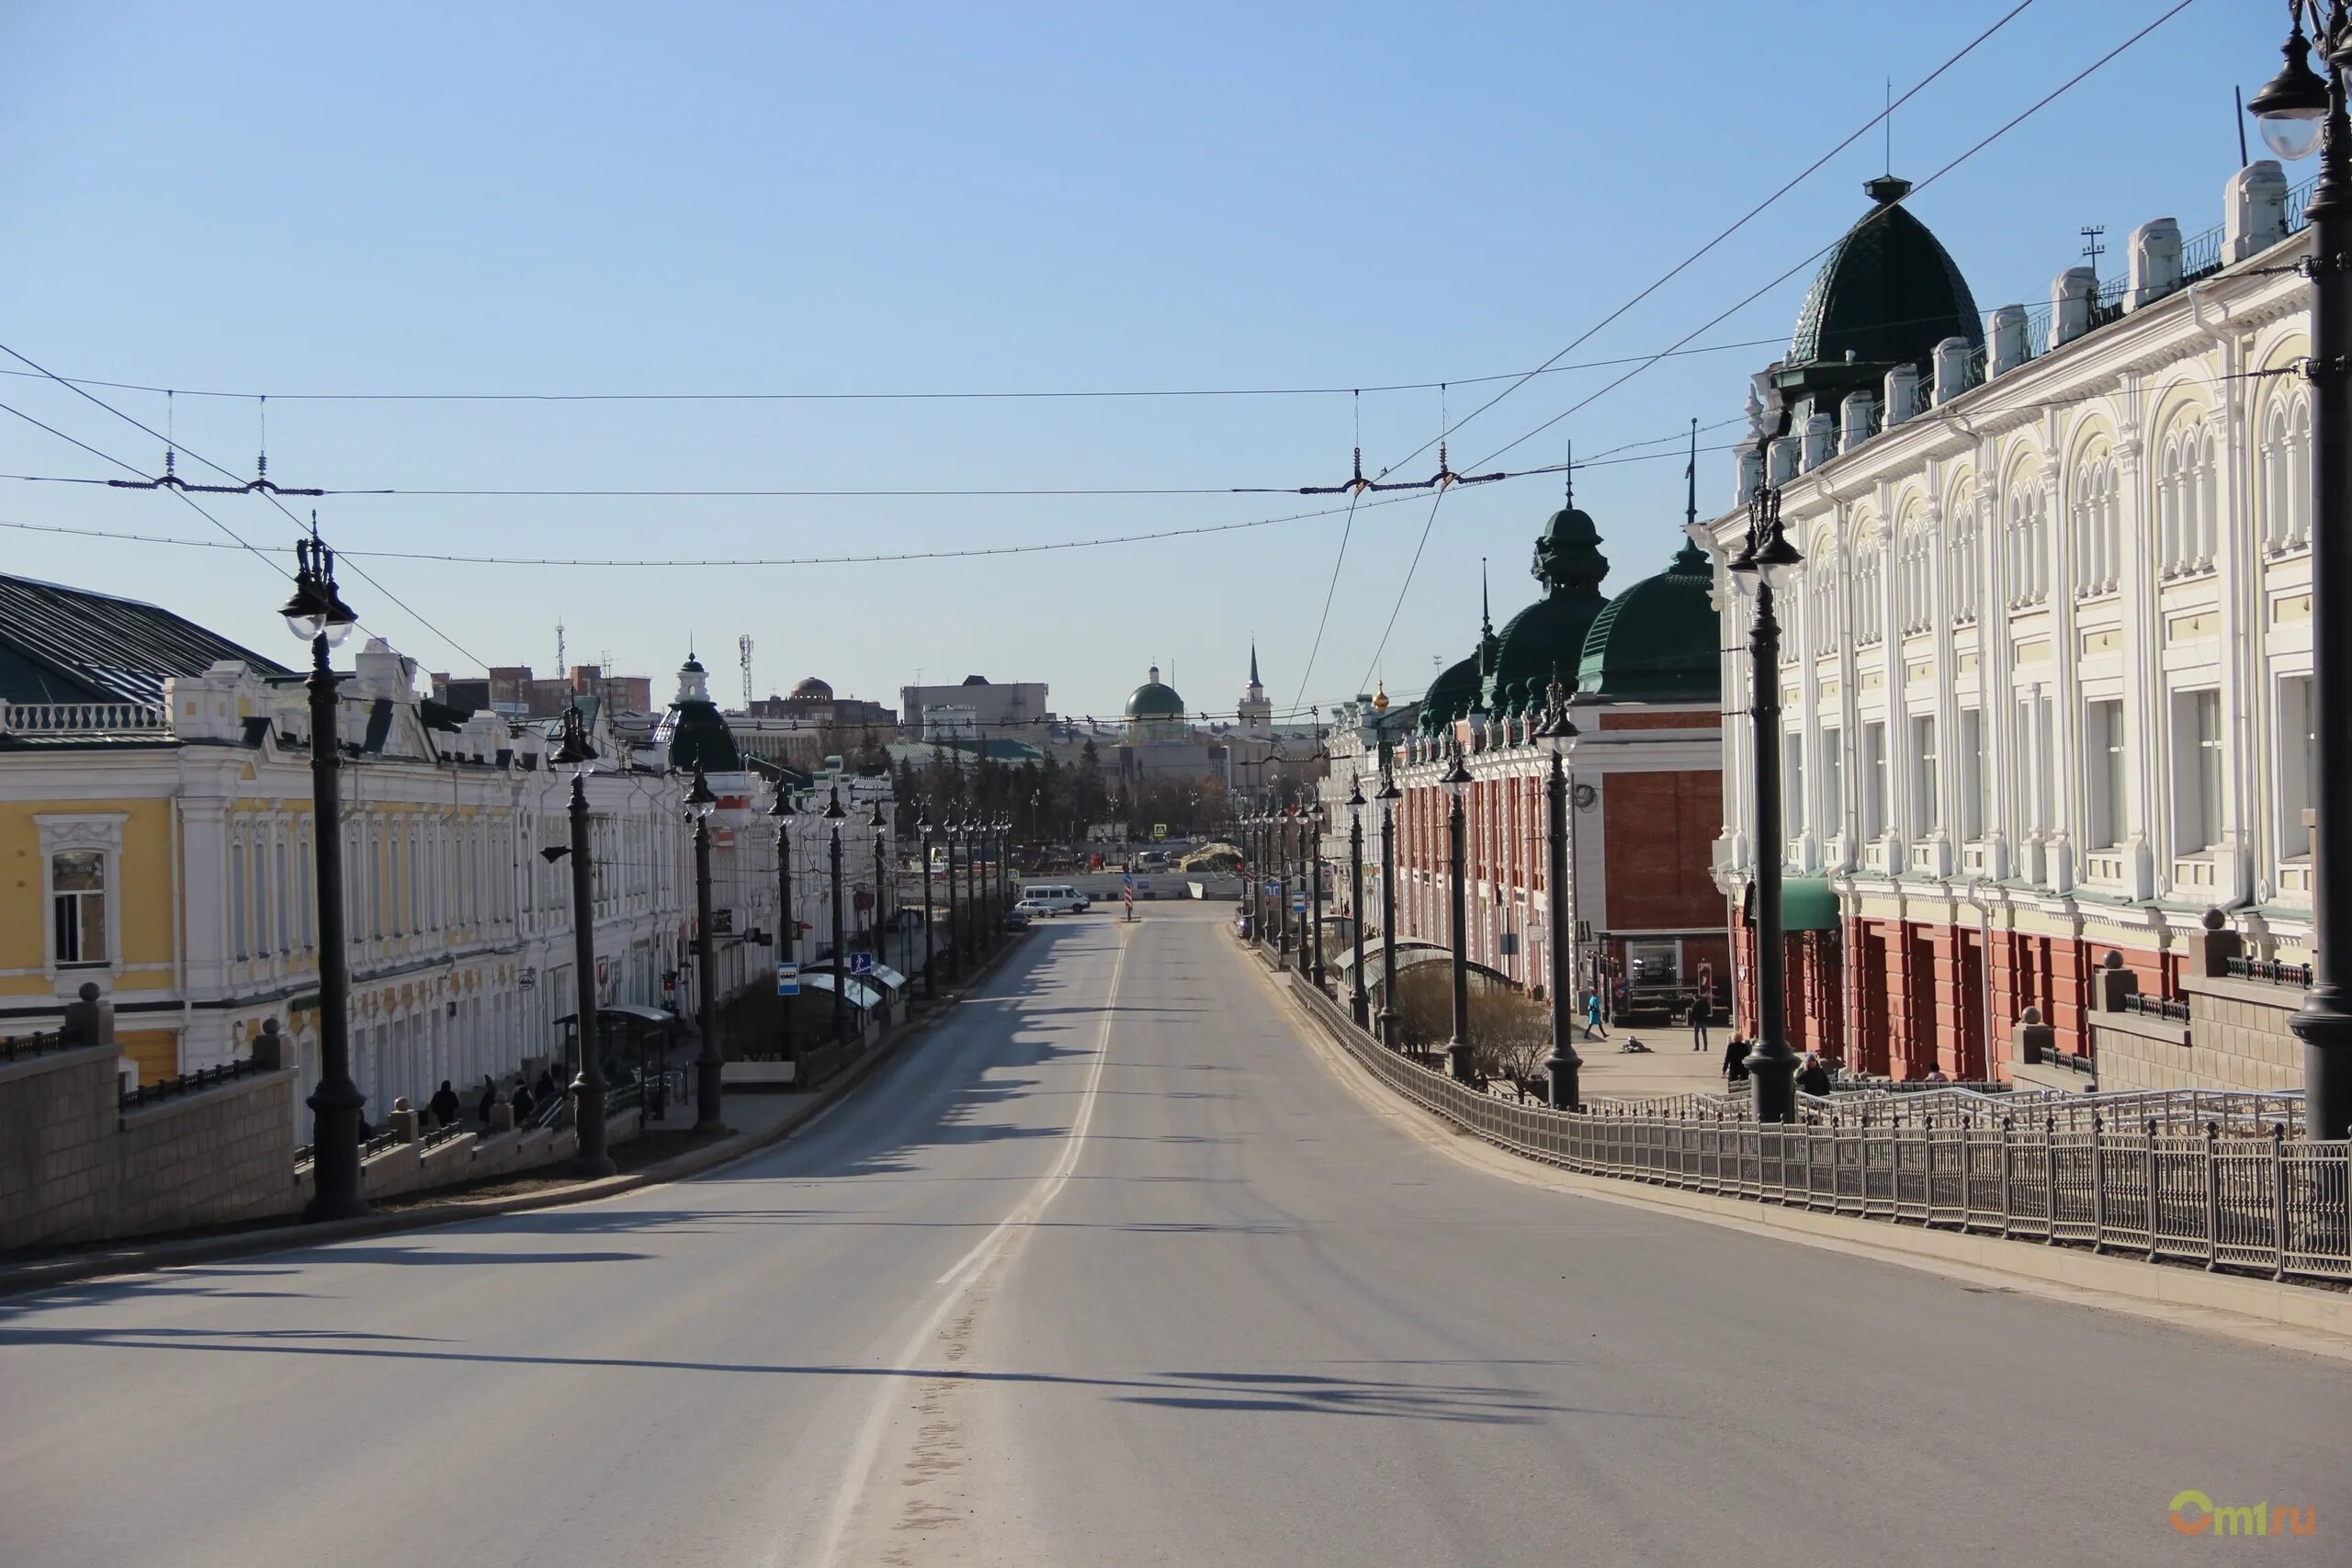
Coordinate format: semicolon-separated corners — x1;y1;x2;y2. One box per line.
1600;771;1723;931
1594;707;1713;732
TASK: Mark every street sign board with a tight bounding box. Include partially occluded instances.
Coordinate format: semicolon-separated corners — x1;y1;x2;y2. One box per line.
849;952;875;976
1291;893;1306;913
775;962;800;997
1151;823;1168;840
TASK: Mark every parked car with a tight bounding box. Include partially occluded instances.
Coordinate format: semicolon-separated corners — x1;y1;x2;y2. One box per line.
1003;906;1033;929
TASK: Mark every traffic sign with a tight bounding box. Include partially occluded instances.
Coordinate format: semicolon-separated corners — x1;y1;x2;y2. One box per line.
1291;893;1306;913
1151;823;1168;840
849;952;875;976
775;962;800;998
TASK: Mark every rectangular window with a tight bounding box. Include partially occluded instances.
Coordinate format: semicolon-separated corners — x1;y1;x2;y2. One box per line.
230;840;249;959
1860;723;1887;840
2171;689;2224;852
1820;728;1845;839
1956;708;1984;842
2086;699;2126;850
51;850;107;967
1908;716;1939;838
2278;675;2316;860
1781;731;1805;840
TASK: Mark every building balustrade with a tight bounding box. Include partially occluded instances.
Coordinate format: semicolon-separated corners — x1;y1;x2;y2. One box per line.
1;701;169;736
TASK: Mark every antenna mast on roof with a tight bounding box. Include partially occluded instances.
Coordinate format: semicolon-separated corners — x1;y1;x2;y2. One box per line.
739;633;754;710
556;620;566;676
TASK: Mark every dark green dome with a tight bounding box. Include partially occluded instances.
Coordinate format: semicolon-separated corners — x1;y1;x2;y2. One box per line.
1575;539;1719;705
1418;649;1486;737
1483;502;1610;718
1779;175;1982;413
663;700;741;773
1125;671;1184;719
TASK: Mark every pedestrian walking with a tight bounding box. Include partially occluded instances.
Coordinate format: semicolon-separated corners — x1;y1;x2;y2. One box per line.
429;1079;461;1127
534;1065;559;1103
1795;1052;1831;1097
1690;990;1713;1053
1722;1036;1749;1085
1582;989;1608;1042
510;1079;537;1124
476;1075;498;1129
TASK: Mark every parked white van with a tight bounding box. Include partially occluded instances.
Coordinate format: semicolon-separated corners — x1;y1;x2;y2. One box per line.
1017;884;1091;916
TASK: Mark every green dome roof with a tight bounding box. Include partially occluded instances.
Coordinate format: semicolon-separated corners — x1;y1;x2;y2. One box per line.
1418;649;1486;737
1125;670;1184;718
1483;502;1610;717
664;700;741;773
1781;176;1982;408
1575;539;1719;705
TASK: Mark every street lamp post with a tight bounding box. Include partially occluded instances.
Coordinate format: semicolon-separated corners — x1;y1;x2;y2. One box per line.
917;810;936;1000
1307;801;1328;990
1347;779;1369;1028
1376;773;1401;1048
869;800;889;1019
685;765;726;1131
2250;5;2352;1138
769;782;797;1065
1728;454;1804;1122
824;785;849;1044
280;528;366;1221
1442;744;1476;1084
1535;675;1583;1111
552;708;616;1176
1276;806;1295;967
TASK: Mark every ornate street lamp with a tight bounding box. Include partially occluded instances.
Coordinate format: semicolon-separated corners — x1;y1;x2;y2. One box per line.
868;799;889;1018
1727;451;1804;1122
1306;800;1328;989
1534;673;1582;1111
916;809;937;999
1276;804;1295;966
823;784;849;1043
684;763;726;1131
1347;778;1369;1028
1442;743;1476;1084
1376;772;1402;1047
279;525;366;1221
2249;3;2352;1138
768;781;798;1063
548;707;615;1175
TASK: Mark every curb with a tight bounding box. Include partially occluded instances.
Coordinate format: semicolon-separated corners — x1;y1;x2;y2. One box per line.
0;930;1035;1300
1246;942;2352;1364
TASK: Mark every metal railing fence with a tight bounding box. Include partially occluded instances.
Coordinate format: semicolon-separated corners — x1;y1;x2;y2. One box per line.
1278;966;2350;1286
119;1056;267;1110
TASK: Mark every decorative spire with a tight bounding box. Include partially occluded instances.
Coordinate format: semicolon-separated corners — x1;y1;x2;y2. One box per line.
1564;437;1573;506
1249;638;1261;688
1685;416;1699;531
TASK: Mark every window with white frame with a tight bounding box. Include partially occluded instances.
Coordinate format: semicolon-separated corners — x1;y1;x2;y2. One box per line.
1821;727;1845;838
1781;731;1805;839
2005;469;2049;607
1853;539;1884;644
1809;545;1840;655
1956;708;1984;841
2157;423;2219;577
1947;489;1978;623
1907;715;1939;839
2278;674;2315;862
230;834;249;959
1899;524;1933;635
2086;699;2127;851
2170;689;2224;853
2072;453;2120;598
1860;722;1887;840
52;850;107;967
2261;394;2312;553
297;829;315;949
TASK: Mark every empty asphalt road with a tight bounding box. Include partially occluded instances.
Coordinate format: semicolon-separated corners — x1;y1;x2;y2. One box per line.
3;904;2344;1566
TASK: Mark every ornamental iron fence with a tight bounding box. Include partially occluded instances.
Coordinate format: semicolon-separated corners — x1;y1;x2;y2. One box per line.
1273;963;2349;1287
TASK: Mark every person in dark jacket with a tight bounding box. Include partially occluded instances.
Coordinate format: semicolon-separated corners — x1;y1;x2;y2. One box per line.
477;1075;498;1128
1690;991;1714;1053
510;1080;537;1124
429;1079;462;1127
1722;1036;1749;1085
534;1066;560;1103
1795;1053;1832;1096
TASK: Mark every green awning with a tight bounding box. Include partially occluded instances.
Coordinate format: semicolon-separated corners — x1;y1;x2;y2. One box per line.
1745;876;1840;932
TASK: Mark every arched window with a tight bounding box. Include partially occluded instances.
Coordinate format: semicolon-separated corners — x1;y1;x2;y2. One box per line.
2004;468;2047;608
1809;538;1840;655
2260;393;2313;553
2157;435;2185;575
1947;486;1979;622
1898;522;1932;635
1853;536;1884;645
2072;451;2120;598
2194;429;2218;568
2156;421;2220;578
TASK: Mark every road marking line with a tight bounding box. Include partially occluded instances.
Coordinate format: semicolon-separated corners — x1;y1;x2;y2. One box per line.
803;922;1133;1568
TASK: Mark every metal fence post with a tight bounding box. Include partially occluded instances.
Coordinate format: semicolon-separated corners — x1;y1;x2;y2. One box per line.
2044;1114;2058;1246
2202;1120;2221;1272
2089;1112;2108;1255
1998;1116;2013;1239
2144;1117;2160;1262
2270;1122;2289;1282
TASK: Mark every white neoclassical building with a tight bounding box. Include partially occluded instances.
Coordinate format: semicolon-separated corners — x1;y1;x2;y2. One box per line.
1702;160;2318;1083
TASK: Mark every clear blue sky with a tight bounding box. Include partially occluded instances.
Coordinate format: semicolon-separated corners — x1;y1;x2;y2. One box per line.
0;1;2285;723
